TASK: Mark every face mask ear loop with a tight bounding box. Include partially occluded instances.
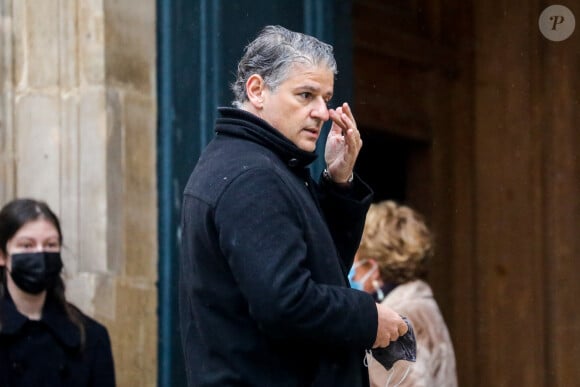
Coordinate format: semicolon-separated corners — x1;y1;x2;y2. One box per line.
356;259;379;289
384;362;412;387
373;280;385;302
364;349;373;368
384;362;395;387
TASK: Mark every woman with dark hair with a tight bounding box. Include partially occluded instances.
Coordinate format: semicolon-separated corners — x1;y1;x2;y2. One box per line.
0;198;116;387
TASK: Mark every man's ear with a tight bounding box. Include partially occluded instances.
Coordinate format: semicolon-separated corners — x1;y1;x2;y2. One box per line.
246;74;266;109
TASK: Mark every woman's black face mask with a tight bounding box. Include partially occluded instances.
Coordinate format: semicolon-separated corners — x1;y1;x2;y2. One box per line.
9;252;63;294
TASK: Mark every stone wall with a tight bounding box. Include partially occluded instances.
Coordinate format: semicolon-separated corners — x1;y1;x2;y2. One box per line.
0;0;158;386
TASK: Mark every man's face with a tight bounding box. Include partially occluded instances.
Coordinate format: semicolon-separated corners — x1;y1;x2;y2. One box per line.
259;63;334;152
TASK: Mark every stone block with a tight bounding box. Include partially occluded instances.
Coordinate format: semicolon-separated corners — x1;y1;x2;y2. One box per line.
123;90;157;278
104;0;155;92
79;0;105;84
14;93;60;207
111;279;158;387
105;87;125;274
58;0;80;90
59;93;81;274
79;87;108;272
65;271;96;316
25;0;59;88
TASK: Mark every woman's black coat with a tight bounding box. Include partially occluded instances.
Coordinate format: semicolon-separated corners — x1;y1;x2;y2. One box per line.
179;108;377;386
0;293;116;387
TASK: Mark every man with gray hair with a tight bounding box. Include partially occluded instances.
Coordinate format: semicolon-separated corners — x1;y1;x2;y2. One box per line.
179;25;408;386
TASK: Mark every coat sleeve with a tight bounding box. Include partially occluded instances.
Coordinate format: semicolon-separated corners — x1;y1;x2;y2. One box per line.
317;172;374;272
215;168;377;349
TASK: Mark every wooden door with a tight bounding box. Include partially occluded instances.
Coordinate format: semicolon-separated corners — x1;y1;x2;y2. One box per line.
352;0;475;384
353;1;580;386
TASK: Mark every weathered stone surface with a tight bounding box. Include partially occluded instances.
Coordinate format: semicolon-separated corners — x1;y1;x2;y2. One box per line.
111;279;158;387
25;0;59;88
104;0;155;92
79;0;105;84
0;2;15;202
78;87;109;273
124;90;157;279
1;1;158;386
14;93;60;206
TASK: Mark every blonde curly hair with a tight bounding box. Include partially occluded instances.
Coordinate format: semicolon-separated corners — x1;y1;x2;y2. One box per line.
358;200;433;285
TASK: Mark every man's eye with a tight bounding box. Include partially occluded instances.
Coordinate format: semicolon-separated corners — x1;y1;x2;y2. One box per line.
299;92;312;99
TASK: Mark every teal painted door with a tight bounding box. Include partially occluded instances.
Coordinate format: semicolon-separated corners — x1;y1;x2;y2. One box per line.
157;1;352;385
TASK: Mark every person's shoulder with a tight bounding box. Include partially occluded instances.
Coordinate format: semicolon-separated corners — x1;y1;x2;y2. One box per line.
68;303;112;341
84;315;109;334
382;280;434;311
396;280;433;297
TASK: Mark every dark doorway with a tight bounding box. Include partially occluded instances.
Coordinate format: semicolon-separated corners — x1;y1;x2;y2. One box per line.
356;128;431;212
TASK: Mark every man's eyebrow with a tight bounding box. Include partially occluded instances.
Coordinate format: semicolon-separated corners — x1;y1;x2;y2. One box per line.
295;84;333;98
295;85;320;92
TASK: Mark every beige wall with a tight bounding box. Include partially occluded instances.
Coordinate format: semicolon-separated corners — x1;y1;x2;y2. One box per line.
0;0;158;386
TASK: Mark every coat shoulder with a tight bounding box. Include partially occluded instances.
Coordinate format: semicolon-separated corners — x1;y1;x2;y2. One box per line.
67;303;112;348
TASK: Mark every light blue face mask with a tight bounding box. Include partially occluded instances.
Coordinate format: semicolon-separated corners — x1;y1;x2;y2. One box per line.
348;259;378;291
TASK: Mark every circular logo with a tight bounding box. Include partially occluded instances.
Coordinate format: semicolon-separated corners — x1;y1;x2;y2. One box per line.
539;5;576;41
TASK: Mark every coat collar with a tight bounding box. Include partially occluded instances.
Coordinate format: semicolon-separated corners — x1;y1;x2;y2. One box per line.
216;107;318;170
385;280;433;303
0;289;81;349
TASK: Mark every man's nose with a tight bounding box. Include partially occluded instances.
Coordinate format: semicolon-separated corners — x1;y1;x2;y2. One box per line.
312;98;329;121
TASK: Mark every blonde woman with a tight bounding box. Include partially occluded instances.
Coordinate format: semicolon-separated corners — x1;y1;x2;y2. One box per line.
352;200;458;387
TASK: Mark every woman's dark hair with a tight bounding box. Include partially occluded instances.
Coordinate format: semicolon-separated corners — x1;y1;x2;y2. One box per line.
0;198;86;347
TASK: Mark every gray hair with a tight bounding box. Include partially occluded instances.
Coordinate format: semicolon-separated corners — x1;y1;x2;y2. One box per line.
231;25;337;107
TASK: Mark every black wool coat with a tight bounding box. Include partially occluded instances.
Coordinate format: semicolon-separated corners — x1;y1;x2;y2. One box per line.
179;107;377;386
0;292;116;387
